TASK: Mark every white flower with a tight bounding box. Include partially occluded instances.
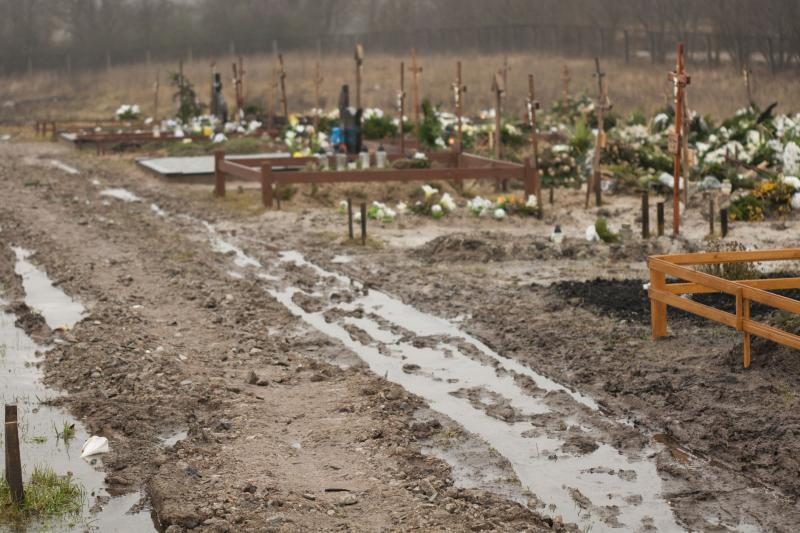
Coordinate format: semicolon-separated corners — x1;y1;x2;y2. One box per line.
493;208;506;220
413;151;428;160
467;196;493;216
792;193;800;210
783;142;800;175
354;211;362;222
653;113;669;129
338;200;348;213
525;195;538;208
421;185;438;199
585;224;600;242
363;108;384;120
431;205;443;216
782;176;800;190
212;133;227;143
396;202;408;215
440;193;456;212
435;137;446;147
384;207;397;221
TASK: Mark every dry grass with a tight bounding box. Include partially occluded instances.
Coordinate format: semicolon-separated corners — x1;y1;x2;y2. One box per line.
2;51;798;123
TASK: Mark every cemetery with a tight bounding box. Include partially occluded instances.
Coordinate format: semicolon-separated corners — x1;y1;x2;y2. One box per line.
2;3;800;531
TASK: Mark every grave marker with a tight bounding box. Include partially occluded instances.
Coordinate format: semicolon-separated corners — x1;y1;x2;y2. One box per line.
398;62;407;154
5;405;24;505
278;53;288;121
586;57;610;208
491;70;505;161
561;64;571;108
314;53;323;131
526;74;542;209
453;61;467;153
354;44;364;110
668;43;691;235
409;49;423;138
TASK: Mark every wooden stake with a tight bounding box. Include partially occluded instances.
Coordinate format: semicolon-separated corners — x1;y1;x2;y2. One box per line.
657;202;665;236
526;74;541;209
360;203;367;245
398;62;406;154
743;65;753;107
668;43;691;236
214;151;225;197
5;405;24;505
453;61;467;153
410;49;423;138
261;164;273;208
642;191;650;238
721;208;728;237
347;198;354;240
709;197;715;235
354;44;364;110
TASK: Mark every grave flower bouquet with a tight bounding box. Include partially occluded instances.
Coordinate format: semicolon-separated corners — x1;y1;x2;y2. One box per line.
411;185;456;219
115;104;141;121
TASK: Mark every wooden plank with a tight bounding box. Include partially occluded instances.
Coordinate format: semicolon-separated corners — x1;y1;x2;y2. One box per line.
219;160;261;181
744;319;800;351
649;288;739;328
650;269;668;338
665;277;800;295
742;286;800;315
457;152;523;169
267;167;524;185
648;257;740;295
743;299;751;368
652;248;800;265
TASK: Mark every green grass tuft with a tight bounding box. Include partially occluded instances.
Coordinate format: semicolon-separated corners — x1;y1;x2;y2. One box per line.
0;466;85;523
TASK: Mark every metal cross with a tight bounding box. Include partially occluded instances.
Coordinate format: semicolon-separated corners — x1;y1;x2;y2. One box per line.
398;61;406;154
354;44;364;110
277;53;288;120
561;64;571;108
491;70;505;161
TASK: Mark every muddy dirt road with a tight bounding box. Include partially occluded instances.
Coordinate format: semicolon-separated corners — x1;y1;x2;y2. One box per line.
2;142;800;532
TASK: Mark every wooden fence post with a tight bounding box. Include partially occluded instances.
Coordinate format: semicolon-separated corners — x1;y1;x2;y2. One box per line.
360;203;367;245
261;164;274;208
709;198;715;235
657;202;665;236
641;190;650;238
5;405;24;505
347;198;354;240
649;270;668;338
214;151;225;197
721;208;728;237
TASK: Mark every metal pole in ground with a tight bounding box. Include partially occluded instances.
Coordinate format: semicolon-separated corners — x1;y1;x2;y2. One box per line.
360;203;367;245
5;405;24;505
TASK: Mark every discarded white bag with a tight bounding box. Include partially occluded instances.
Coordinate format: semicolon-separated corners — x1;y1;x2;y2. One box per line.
81;436;110;458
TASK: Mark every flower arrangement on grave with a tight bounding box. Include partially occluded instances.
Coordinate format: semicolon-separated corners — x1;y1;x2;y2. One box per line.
411;185;456;219
115;104;141;121
362;108;398;140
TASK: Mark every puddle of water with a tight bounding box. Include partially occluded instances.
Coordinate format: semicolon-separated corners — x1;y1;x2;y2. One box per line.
1;248;156;532
13;247;85;329
100;188;142;203
50;160;80;175
188;222;681;531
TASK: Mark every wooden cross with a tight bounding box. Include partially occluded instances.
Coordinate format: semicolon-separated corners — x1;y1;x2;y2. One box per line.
491;70;505;161
153;71;160;122
586;57;610;208
452;61;467;153
209;61;216;117
398;61;406;154
277;53;288;120
668;43;691;235
742;65;753;106
232;61;244;121
354;44;364;109
314;58;323;131
409;48;423;137
561;64;571;108
527;74;541;203
502;55;511;98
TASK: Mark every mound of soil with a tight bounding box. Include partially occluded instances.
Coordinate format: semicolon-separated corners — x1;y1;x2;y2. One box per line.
552;277;800;325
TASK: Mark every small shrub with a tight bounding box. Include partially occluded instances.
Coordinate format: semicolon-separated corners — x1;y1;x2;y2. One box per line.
697;241;758;280
0;467;84;522
595;218;619;243
220;138;264;155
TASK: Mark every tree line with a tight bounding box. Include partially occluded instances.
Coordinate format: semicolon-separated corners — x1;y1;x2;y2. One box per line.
1;0;798;75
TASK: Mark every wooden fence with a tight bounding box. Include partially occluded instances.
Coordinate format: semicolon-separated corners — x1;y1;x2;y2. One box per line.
648;249;800;368
213;150;539;209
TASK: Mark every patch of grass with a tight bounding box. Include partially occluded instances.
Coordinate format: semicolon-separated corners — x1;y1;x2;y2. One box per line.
595;218;620;243
164;141;211;157
54;422;75;444
0;466;85;522
697;241;758;280
28;436;48;445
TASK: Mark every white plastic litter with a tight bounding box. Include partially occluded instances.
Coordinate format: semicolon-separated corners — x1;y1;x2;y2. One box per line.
81;436;110;458
791;192;800;210
585;224;600;242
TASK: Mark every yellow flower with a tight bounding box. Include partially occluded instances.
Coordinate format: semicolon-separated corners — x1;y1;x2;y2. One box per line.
289;114;299;127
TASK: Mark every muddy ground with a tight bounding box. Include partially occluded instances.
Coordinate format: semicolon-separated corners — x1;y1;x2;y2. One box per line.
2;141;800;532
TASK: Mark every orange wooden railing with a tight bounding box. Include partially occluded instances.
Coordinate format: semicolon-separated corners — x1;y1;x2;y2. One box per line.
648;249;800;368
